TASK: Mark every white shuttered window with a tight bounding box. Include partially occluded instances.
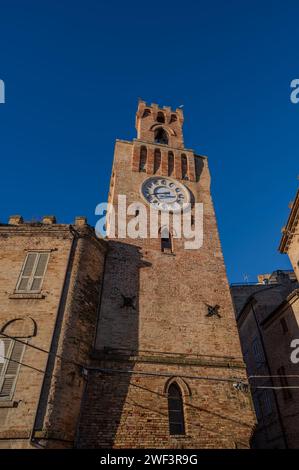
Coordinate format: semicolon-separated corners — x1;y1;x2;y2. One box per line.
16;252;49;292
0;338;25;400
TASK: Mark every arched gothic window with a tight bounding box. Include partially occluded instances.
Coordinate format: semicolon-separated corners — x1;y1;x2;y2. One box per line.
154;128;168;145
139;146;147;172
168;383;185;435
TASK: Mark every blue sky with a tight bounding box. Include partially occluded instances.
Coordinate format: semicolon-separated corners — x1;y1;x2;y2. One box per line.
0;0;298;282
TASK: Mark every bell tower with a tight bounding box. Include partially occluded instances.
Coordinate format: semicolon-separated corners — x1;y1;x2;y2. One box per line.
77;101;255;449
135;100;184;148
131;100;195;181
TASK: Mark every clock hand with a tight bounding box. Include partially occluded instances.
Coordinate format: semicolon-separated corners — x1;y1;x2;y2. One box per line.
158;194;176;199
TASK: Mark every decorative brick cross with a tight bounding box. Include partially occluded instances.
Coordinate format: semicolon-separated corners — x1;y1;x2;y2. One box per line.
206;304;221;318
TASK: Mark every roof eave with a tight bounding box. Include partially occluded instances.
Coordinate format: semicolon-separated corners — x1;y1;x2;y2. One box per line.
279;188;299;253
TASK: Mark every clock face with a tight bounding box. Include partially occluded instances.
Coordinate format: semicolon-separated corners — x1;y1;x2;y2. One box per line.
141;176;190;212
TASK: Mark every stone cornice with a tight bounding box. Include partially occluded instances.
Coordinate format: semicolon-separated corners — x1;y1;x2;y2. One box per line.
0;223;107;252
279;188;299;253
91;350;246;370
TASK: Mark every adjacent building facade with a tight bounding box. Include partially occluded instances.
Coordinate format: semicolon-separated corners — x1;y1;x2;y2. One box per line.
231;187;299;449
231;271;298;448
0;101;256;448
280;189;299;281
0;216;106;448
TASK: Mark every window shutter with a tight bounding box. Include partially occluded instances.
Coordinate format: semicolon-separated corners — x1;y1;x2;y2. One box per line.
18;253;38;291
0;338;11;377
6;341;24;375
23;253;37;276
31;253;48;291
17;252;49;292
34;253;48;277
0;339;25;399
1;377;15;398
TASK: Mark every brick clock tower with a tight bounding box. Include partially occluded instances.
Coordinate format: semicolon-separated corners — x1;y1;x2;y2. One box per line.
77;101;255;448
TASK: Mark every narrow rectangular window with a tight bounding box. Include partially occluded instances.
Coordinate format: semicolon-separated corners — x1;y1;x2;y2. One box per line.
168;152;174;177
0;338;25;400
181;154;188;180
161;228;172;253
16;252;49;292
139;146;147;172
161;236;172;252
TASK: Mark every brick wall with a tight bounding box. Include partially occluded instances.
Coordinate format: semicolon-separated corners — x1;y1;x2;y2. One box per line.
78;360;253;449
0;219;106;448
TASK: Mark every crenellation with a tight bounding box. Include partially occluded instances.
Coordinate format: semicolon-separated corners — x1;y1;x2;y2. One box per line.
42;215;56;224
8;215;23;225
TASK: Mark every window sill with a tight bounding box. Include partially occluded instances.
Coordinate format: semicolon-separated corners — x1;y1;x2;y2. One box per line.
0;400;19;408
170;435;190;439
9;292;46;300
